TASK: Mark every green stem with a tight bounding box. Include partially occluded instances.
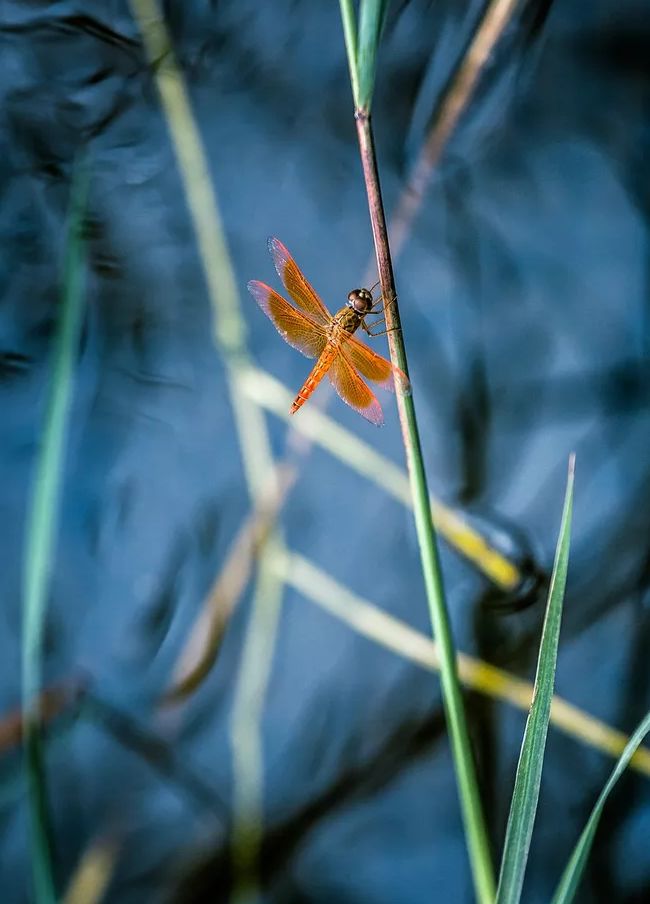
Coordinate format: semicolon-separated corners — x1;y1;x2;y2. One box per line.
354;111;496;904
22;161;89;904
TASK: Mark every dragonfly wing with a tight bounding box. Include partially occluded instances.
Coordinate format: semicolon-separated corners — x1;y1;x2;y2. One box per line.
343;333;410;393
247;281;327;359
327;351;384;426
268;237;331;326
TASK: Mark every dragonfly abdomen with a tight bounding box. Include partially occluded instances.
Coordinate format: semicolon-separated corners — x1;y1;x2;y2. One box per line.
290;339;344;414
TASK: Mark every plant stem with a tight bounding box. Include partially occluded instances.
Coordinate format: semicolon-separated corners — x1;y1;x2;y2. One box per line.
22;161;89;903
354;109;496;904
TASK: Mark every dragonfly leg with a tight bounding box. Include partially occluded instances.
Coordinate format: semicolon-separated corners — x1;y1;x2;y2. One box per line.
366;326;400;337
361;294;399;336
362;317;400;338
361;317;382;335
369;293;397;313
362;308;396;329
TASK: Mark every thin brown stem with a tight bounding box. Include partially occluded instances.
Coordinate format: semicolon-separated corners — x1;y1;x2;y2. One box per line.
163;462;299;703
0;678;86;754
354;112;407;376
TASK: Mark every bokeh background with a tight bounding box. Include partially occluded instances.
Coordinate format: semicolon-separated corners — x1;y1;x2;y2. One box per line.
1;1;649;902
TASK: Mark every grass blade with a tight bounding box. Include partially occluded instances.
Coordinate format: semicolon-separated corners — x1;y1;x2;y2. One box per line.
339;0;360;107
229;537;285;901
357;0;390;110
22;161;89;903
551;709;650;904
496;455;575;904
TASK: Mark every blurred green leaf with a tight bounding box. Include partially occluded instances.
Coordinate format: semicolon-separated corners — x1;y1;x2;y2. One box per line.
496;455;575;904
551;709;650;904
22;160;89;903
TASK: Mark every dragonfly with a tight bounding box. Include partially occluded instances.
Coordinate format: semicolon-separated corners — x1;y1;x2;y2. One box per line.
247;237;409;426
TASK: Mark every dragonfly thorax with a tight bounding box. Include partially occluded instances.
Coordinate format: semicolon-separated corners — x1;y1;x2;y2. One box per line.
347;287;373;314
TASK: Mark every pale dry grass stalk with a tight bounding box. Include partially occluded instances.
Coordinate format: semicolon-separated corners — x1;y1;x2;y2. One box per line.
166;0;526;696
388;0;521;260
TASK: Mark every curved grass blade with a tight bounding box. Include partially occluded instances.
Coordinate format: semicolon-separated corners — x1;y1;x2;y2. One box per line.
22;161;89;903
495;455;575;904
551;709;650;904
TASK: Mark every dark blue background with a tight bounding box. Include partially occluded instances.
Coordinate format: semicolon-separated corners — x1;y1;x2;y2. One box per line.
1;1;649;901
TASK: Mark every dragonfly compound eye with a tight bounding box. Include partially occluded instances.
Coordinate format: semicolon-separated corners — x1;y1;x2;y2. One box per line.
347;288;373;314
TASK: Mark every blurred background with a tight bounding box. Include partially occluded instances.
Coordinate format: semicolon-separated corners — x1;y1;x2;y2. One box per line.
1;0;649;901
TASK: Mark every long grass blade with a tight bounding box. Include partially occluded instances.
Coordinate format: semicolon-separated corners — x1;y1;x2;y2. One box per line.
62;834;120;904
229;537;285;901
280;551;650;777
357;0;390;110
128;11;288;902
551;709;650;904
240;366;522;589
22;161;89;903
496;455;575;904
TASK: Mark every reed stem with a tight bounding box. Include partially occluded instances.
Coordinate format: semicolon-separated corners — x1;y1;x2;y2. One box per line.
354;109;496;904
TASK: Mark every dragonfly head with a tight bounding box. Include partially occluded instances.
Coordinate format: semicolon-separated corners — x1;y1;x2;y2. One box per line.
347;288;373;314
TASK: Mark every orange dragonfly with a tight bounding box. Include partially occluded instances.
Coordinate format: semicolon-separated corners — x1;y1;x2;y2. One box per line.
248;238;409;426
